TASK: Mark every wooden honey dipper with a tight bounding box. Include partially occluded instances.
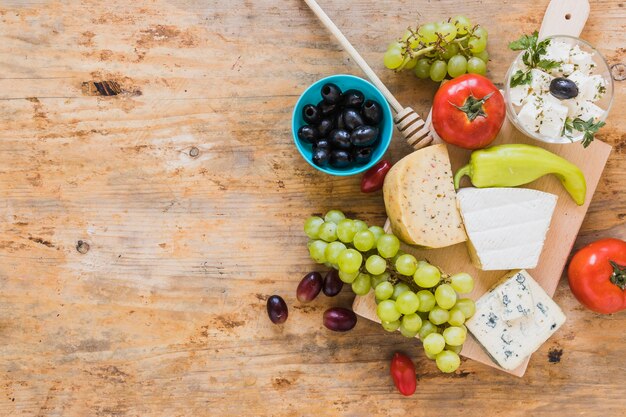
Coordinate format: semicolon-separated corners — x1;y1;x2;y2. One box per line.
304;0;434;150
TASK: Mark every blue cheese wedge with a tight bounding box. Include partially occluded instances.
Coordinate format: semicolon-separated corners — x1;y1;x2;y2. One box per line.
466;270;566;370
457;187;557;271
383;144;466;248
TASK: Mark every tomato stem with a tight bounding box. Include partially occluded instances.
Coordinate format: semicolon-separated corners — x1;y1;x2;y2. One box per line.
609;261;626;290
449;92;494;122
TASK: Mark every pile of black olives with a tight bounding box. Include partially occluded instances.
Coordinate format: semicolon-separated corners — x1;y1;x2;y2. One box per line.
297;83;383;169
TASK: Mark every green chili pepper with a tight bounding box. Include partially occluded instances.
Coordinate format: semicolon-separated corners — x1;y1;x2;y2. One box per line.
454;144;587;205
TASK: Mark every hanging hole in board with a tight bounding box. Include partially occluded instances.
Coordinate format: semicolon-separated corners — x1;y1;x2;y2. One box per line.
565;13;571;20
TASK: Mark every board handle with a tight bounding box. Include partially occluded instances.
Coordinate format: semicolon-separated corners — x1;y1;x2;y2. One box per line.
539;0;590;38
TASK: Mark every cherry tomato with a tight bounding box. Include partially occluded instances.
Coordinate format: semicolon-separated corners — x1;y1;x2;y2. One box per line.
361;160;391;193
432;74;505;149
390;352;416;396
567;238;626;314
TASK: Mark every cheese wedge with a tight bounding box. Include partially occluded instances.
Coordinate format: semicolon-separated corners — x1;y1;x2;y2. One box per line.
457;187;557;271
383;144;466;248
466;269;566;370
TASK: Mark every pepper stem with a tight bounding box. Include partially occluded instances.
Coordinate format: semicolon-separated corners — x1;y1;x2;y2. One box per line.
609;261;626;290
454;165;471;190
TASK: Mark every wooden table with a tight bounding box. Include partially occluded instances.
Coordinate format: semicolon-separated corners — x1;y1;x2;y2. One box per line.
0;1;624;416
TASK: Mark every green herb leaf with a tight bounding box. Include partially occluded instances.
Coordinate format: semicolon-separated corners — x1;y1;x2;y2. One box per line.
537;59;560;71
509;31;558;73
571;117;606;148
510;69;532;87
509;32;538;51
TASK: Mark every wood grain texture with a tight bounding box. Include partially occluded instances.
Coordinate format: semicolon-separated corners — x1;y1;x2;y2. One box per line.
0;0;624;416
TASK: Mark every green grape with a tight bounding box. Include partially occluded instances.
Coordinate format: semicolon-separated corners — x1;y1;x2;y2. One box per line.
424;349;438;360
468;36;487;54
441;43;460;60
304;216;324;239
399;323;419;338
375;281;394;301
390;250;405;266
368;226;385;241
447;54;468;78
438;22;457;42
318;222;338;242
337;249;362;274
396;291;420;315
435;284;457;309
354;230;376;252
395;254;418;276
453;15;472;35
377;234;400;258
353;220;368;232
454;298;476;319
382;320;400;332
339;270;358;284
370;272;390;289
402;313;423;332
473;49;489;63
352;273;371;295
446;344;463;354
448;307;466;326
418;22;438;44
430;60;448;82
436;350;460;373
403;57;418;70
474;26;488;41
443;326;467;346
337;219;357;243
450;272;474;294
391;282;410;300
377;299;401;322
324;241;347;265
324;210;345;224
418;320;438;340
416;290;436;312
401;30;413;41
429;306;450;325
423;333;446;356
413;262;441;288
308;240;328;263
366;255;387;276
414;59;431;79
384;43;404;70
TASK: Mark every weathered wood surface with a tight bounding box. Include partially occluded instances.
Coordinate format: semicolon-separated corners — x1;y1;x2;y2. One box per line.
0;1;623;416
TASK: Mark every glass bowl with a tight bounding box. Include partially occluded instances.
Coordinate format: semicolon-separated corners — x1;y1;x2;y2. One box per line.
504;35;614;144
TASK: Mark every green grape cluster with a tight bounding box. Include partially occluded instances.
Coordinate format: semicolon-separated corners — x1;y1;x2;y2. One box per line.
304;210;476;374
383;15;489;81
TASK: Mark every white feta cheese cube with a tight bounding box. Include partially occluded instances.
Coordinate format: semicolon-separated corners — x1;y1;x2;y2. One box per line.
529;68;552;93
569;44;595;74
539;100;568;138
562;98;583;119
578;100;604;121
560;63;575;76
517;95;542;132
543;40;571;63
578;74;607;102
509;84;530;106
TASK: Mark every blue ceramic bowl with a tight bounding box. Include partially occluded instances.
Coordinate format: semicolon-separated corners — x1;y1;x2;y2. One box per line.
292;74;393;176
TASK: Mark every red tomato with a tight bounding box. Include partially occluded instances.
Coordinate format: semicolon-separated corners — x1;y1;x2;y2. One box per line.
390;352;416;396
361;160;391;193
567;238;626;314
432;74;505;149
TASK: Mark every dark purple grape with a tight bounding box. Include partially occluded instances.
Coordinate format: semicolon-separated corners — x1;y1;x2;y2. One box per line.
342;108;365;131
297;272;323;303
350;125;379;147
317;100;338;117
302;104;321;124
323;270;343;297
550;77;579;99
312;147;330;166
317;118;334;137
329;129;352;151
323;307;357;332
335;111;346;130
297;125;318;144
343;89;365;108
329;149;352;168
362;100;382;125
267;295;288;324
321;83;342;104
315;138;330;149
354;147;373;165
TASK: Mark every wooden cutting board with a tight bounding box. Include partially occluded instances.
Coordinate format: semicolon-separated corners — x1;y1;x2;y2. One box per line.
353;0;611;377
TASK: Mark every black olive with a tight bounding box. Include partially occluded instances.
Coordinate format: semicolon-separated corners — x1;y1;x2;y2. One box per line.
312;147;330;166
329;129;352;151
335;111;345;130
350;125;379;147
302;104;321;124
342;108;365;131
317;118;335;137
329;149;352;168
317;100;338;117
315;138;330;149
549;77;579;100
343;89;365;108
361;100;382;125
321;83;343;104
297;125;318;144
354;147;373;165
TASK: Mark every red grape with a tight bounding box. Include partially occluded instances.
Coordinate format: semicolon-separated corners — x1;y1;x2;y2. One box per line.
322;269;343;297
267;295;288;324
323;307;357;332
296;272;323;303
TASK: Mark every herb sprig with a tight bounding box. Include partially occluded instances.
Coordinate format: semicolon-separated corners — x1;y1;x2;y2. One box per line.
508;31;559;87
562;117;606;148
